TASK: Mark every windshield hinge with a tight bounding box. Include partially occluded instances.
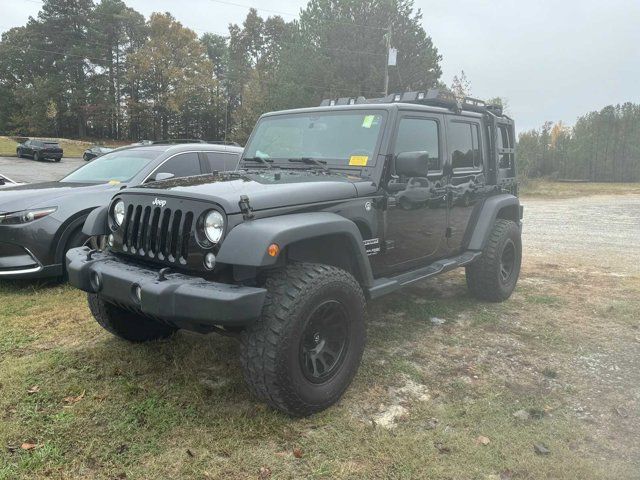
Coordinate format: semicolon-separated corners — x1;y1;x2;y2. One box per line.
239;195;255;220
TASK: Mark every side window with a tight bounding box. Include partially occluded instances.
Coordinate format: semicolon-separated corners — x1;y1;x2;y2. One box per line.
154;152;202;179
205;152;240;172
394;117;440;171
497;125;513;169
449;122;483;170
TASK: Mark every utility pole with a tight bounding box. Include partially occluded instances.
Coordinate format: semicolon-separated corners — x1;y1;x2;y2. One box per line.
384;25;397;96
383;25;391;96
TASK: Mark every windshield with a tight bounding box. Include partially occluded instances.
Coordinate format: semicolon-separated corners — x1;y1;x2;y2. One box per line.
61;149;159;183
243;111;386;168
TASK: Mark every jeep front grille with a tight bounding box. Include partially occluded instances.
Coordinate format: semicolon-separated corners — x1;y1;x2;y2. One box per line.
121;204;194;264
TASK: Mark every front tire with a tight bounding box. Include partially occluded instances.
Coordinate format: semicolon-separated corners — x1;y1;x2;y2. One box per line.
466;219;522;302
33;151;40;161
240;263;366;417
88;293;177;342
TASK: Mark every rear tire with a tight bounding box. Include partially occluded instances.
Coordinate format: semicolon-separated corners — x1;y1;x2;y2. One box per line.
33;152;40;161
240;263;366;417
17;149;22;158
466;219;521;302
88;293;177;342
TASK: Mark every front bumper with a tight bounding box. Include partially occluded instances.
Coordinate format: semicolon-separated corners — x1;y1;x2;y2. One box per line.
0;241;62;279
66;247;267;330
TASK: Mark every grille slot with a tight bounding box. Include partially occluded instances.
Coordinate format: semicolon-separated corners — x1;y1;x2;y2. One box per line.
120;201;194;264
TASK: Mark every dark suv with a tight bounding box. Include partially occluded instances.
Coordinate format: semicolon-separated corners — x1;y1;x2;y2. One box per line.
67;90;522;416
17;139;64;162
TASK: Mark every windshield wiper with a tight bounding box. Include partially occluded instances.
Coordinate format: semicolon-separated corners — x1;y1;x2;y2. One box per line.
287;157;330;172
242;157;274;169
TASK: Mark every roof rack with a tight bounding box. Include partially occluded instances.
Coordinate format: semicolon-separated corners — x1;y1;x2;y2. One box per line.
206;140;242;147
151;139;207;145
143;139;241;147
319;89;505;117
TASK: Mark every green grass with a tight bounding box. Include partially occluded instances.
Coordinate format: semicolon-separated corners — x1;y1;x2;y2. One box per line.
0;264;639;479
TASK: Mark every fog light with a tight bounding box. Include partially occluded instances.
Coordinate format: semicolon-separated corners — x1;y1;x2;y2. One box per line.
204;252;216;270
90;271;102;292
107;234;114;248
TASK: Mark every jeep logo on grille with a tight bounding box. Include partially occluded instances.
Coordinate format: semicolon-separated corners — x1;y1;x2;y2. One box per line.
152;198;167;207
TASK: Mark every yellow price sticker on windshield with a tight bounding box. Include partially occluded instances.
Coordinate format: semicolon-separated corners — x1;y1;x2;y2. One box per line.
362;115;375;128
108;180;121;185
349;155;369;166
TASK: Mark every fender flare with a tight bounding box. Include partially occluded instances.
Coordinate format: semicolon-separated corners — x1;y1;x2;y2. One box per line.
216;212;374;286
82;205;109;237
467;194;521;251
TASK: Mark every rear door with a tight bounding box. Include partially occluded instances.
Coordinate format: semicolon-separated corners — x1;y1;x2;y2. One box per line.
445;117;487;254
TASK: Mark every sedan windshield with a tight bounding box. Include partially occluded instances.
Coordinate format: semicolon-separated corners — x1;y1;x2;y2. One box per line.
61;149;159;183
242;111;386;168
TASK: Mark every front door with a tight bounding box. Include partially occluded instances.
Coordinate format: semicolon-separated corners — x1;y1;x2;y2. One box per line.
378;113;449;274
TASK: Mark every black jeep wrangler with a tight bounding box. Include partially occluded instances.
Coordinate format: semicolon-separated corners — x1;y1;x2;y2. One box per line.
67;90;522;417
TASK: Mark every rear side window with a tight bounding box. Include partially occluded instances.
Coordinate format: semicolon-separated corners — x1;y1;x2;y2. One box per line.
394;117;440;170
449;122;483;170
154;152;202;178
497;125;514;169
205;152;240;172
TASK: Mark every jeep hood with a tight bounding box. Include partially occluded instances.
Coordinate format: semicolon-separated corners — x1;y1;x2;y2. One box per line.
127;171;375;213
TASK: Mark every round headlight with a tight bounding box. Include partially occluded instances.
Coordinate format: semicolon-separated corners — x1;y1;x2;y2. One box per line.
113;200;125;226
204;210;224;244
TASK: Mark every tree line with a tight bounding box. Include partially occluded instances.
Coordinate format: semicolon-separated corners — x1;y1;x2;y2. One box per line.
0;0;442;144
518;103;640;182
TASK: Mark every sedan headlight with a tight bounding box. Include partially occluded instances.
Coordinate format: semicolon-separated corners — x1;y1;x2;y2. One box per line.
204;210;225;244
0;207;57;225
113;200;125;226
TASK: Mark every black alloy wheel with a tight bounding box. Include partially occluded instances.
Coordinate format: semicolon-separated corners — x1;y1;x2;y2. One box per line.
499;239;516;284
299;300;350;384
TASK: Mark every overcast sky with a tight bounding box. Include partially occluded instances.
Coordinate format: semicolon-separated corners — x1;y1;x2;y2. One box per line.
3;0;639;132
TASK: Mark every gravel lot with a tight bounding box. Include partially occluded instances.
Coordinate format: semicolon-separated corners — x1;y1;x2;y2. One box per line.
522;194;640;274
0;155;84;183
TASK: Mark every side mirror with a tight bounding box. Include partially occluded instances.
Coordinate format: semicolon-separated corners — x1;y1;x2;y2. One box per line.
153;172;175;182
395;151;430;178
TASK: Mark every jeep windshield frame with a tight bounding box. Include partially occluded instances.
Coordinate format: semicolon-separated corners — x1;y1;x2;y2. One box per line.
241;109;388;171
